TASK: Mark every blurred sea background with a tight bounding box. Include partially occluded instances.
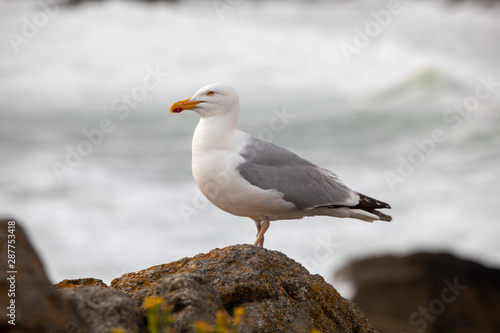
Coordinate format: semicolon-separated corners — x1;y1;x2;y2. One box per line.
0;0;499;293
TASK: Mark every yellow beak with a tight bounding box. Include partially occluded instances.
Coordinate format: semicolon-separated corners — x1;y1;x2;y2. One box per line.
170;98;203;113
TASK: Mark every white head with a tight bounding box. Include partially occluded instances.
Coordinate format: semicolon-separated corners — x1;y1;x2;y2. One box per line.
170;83;240;118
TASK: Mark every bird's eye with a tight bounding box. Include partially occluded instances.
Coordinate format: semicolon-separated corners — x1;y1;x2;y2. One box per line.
207;91;215;96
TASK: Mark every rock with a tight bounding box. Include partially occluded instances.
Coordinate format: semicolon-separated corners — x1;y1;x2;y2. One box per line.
0;218;91;333
0;218;378;332
59;286;146;333
111;244;378;333
56;277;108;289
151;273;225;333
338;252;500;333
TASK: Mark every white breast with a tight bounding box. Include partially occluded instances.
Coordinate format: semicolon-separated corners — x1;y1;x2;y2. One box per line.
191;121;296;221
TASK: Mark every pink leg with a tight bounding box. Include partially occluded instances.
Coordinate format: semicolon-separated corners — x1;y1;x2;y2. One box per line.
253;217;270;247
253;219;262;237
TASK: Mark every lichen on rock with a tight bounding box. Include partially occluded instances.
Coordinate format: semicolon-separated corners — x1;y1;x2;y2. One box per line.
110;244;378;333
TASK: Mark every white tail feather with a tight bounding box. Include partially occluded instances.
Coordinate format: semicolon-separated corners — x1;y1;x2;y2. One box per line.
347;209;379;222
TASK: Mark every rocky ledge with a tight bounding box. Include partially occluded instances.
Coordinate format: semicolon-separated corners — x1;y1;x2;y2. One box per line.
0;219;377;333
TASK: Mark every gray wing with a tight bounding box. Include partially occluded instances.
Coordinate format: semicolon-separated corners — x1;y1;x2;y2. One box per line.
237;137;355;210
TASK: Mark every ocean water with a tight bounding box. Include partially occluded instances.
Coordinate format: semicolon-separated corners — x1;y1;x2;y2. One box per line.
1;0;499;295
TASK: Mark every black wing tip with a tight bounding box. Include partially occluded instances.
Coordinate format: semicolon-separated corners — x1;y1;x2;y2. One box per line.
357;193;391;210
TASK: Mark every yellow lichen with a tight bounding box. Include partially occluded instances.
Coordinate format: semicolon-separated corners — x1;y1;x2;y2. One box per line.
195;321;212;333
232;307;245;325
143;296;173;333
143;296;164;310
110;328;125;333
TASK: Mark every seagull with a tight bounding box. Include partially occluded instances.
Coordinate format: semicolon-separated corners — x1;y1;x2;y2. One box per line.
170;83;392;247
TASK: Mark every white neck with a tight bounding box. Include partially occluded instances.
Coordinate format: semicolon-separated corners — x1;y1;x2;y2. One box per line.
192;112;239;154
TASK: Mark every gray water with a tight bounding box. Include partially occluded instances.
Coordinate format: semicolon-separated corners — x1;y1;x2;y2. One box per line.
1;0;499;294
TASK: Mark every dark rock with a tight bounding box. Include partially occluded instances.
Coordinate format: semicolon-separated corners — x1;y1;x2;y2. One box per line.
111;244;378;333
0;218;90;333
152;273;225;333
59;286;146;333
338;252;500;333
0;218;379;332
